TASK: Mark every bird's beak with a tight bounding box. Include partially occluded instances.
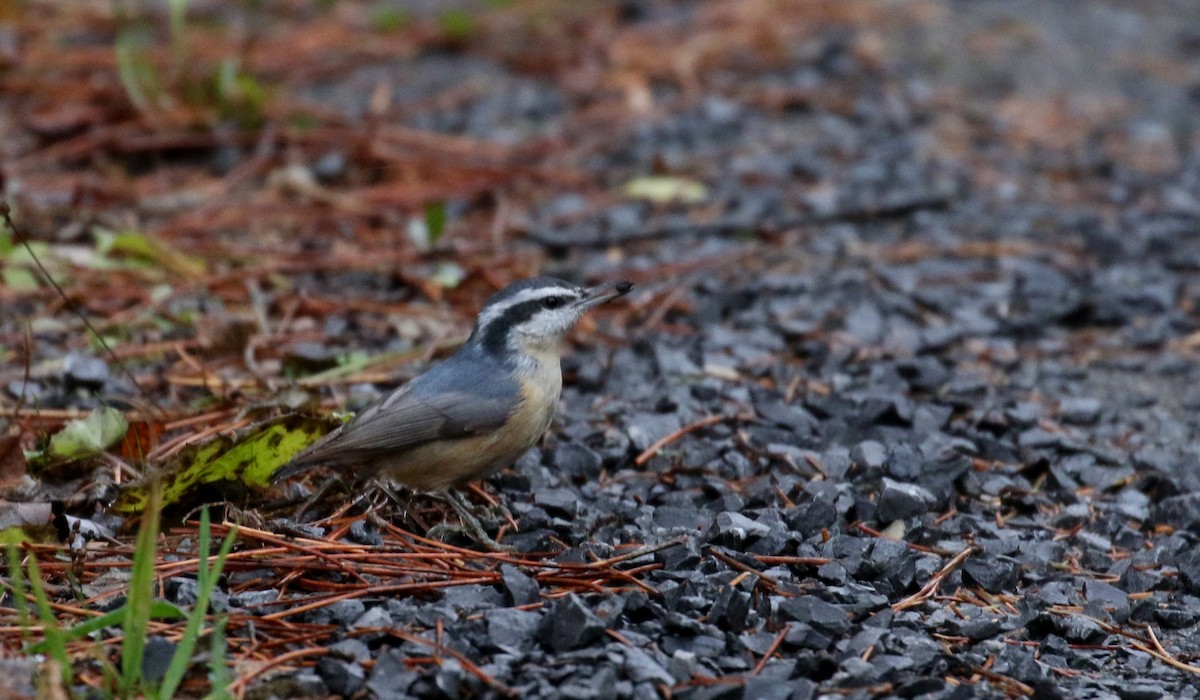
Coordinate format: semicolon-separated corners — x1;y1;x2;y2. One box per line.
575;280;633;310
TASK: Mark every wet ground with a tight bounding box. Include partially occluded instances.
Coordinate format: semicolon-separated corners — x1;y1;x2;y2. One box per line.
4;0;1200;698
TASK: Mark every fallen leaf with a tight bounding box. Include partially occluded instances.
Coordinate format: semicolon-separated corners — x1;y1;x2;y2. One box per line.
47;407;129;461
622;176;708;204
0;433;27;490
112;414;338;513
118;420;165;465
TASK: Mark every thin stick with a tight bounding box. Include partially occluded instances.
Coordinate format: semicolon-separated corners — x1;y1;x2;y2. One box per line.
707;549;780;591
892;546;976;612
227;647;326;696
752;624;791;675
1138;625;1200;676
634;414;725;466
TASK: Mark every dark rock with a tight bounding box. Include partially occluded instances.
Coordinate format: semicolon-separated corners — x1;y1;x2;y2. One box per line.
852;441;888;470
876;478;937;521
501;564;540;606
316;657;365;697
535;487;580;517
347;519;383;546
282;341;341;374
709;584;753;630
756;399;819;434
623;646;673;684
711;511;771;544
1118;683;1166;700
63;353;108;390
0;659;36;698
141;636;176;684
488;608;541;651
624;413;683;452
328;639;371;663
1059;397;1102;425
554;440;603;479
777;596;851;634
962;556;1021;593
350;605;392;629
652;505;706;531
1174;548;1200;592
313;150;347;182
366;650;420;700
741;675;798;700
6;380;41;401
325;599;365;626
1152;493;1200;532
442;583;504;611
785;496;838;538
539;594;604;651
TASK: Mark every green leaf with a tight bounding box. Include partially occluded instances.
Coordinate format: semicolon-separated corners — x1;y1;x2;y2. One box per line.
431;261;464;289
2;266;39;291
48;407;129;460
94;228;206;279
622;176;709;204
439;9;476;40
371;6;410;32
424;200;447;244
0;209;13;256
112;415;338;513
407;202;450;251
213;58;268;128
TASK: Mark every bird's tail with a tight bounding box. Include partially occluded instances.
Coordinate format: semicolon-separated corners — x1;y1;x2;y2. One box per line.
270;457;320;484
271;427;339;483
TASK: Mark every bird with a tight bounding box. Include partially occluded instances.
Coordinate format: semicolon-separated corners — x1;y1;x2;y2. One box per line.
272;276;633;543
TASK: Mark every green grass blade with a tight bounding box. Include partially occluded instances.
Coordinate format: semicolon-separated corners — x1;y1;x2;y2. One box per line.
25;555;72;686
27;600;186;655
168;0;188;54
203;616;231;700
114;28;151;112
120;478;162;697
3;535;33;644
158;510;237;699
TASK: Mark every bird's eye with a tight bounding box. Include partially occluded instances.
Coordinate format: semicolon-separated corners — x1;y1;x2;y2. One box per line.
543;296;565;310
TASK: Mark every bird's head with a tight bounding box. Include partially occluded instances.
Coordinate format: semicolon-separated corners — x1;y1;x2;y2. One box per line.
468;276;633;358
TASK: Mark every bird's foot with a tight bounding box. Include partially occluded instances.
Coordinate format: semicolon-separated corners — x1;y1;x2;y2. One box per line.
289;475;355;522
427;490;515;552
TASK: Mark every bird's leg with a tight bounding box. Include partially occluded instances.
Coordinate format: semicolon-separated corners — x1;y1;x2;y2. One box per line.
373;480;408;509
471;484;517;528
426;490;515;552
289;475;354;522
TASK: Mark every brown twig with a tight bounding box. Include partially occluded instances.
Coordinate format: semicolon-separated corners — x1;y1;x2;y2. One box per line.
634;414;726;466
891;546;976;612
227;647;327;697
752;624;791;674
707;548;780;593
1139;625;1200;676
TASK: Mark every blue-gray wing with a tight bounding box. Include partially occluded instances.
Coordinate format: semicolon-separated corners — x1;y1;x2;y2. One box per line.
273;360;520;481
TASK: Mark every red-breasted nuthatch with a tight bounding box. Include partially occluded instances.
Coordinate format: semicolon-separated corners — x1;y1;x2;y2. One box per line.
273;277;633;494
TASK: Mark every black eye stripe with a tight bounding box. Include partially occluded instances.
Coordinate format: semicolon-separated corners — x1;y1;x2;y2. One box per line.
475;294;574;355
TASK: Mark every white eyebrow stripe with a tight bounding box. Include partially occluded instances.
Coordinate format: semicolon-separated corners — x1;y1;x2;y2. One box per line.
474;286;577;332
